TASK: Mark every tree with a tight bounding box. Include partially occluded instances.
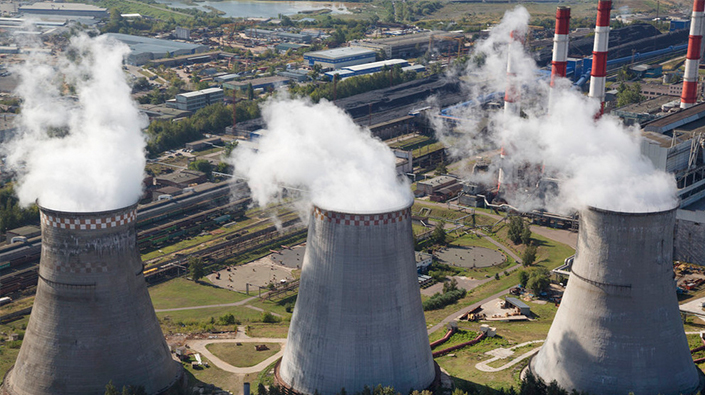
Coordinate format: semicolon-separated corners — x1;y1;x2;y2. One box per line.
494;273;500;280
507;216;524;245
443;277;458;293
189;257;205;282
431;221;447;245
518;270;530;287
522;244;538;267
434;161;448;175
521;225;532;245
188;159;213;178
258;383;269;395
616;82;643;107
527;268;550;295
105;382;119;395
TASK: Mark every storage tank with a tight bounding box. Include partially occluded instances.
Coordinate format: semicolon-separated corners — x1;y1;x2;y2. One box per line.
277;201;436;395
4;203;182;395
531;205;701;395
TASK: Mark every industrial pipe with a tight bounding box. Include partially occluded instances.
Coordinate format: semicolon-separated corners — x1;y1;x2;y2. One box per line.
681;0;705;109
588;0;612;117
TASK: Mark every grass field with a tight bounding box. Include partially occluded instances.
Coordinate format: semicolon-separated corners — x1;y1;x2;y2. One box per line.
246;323;290;338
207;342;281;368
0;315;29;384
149;278;250;310
184;356;258;393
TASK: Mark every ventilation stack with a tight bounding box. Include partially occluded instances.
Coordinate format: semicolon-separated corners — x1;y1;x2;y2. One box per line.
588;0;611;117
4;204;182;395
504;30;523;117
548;6;571;110
531;206;701;395
681;0;705;109
277;202;436;395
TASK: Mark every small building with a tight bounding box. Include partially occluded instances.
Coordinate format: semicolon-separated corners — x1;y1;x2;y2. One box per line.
670;19;691;31
139;103;192;121
6;225;41;241
415;252;433;273
505;297;531;316
156;170;207;188
169;88;224;112
275;43;304;53
175;26;191;40
185;137;223;151
214;73;240;83
277;70;308;82
303;47;377;69
417;175;458;196
224;76;289;92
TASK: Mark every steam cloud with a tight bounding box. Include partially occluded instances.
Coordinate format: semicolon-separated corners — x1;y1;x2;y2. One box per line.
230;97;412;214
2;34;147;212
433;7;677;213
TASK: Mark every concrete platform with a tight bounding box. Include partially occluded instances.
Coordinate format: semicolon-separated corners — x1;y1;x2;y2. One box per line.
435;246;505;268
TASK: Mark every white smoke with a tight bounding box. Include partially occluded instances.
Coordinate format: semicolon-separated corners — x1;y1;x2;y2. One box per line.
229;96;412;215
432;6;678;213
2;34;148;212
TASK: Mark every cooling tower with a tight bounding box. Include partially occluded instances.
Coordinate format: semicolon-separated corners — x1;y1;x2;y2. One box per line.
4;204;182;395
277;202;436;395
531;206;701;395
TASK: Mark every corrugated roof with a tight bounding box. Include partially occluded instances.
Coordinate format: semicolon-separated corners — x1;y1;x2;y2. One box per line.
506;297;530;309
643;102;705;133
305;47;375;60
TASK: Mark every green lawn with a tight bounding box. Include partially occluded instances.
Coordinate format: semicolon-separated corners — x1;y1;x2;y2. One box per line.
0;315;30;384
184;355;258;393
149;278;249;310
206;342;281;368
246;323;290;338
158;306;262;334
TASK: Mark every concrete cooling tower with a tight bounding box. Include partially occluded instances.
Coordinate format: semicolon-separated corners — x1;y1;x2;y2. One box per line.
277;202;436;395
531;206;702;395
4;204;182;395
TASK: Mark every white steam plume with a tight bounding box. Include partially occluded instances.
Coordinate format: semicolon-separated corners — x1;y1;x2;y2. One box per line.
2;34;148;212
229;96;412;215
432;6;677;213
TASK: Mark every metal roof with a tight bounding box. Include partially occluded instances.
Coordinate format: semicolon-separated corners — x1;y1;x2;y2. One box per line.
344;59;408;72
178;88;223;98
505;297;530;309
643;102;705;134
305;47;376;60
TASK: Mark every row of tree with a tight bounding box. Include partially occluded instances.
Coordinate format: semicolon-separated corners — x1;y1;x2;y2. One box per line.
0;185;39;234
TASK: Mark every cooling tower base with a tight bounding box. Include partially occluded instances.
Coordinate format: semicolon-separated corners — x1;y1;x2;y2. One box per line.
1;364;185;395
273;359;443;395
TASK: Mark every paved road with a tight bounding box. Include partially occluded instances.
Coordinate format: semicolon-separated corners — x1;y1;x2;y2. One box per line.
155;295;259;312
427;287;515;335
187;336;287;374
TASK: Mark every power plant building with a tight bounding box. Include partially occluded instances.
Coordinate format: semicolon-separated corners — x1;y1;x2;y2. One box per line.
104;33;209;65
531;206;701;395
304;47;377;69
4;204;182;395
278;202;436;395
169;87;224;112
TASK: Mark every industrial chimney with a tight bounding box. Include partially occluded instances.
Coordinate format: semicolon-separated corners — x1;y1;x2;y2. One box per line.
530;206;701;395
548;7;571;110
681;0;705;109
277;202;436;395
588;0;611;117
4;204;182;395
504;30;523;117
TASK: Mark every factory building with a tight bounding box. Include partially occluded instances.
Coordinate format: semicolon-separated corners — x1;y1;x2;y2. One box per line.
224;76;289;92
350;31;463;59
103;33;208;66
675;206;705;265
175;26;191;40
245;28;312;44
303;47;377;69
19;2;108;18
531;206;700;395
168;87;224;112
277;202;436;395
3;204;182;394
324;59;410;80
641;102;705;208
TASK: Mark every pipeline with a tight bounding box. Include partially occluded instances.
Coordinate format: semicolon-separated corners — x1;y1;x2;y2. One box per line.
432;332;486;358
430;327;456;349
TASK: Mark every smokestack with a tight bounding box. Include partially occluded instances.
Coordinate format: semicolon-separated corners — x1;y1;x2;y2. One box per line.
531;206;701;395
549;7;571;109
504;30;523;117
277;203;436;395
4;204;182;395
588;0;611;117
681;0;705;109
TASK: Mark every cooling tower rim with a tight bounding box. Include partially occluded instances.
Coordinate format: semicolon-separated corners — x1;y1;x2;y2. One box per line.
312;197;414;215
36;200;139;217
586;203;678;216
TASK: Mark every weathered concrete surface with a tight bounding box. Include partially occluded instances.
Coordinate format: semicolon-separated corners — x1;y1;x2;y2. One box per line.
279;203;435;395
531;206;700;395
4;204;181;395
674;209;705;265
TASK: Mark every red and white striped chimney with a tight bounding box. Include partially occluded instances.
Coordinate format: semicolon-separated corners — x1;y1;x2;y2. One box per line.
588;0;611;117
681;0;705;109
549;6;571;110
504;30;523;117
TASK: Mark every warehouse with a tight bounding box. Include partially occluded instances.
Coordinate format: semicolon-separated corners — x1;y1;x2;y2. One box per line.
303;47;377;69
19;2;108;18
351;31;463;59
104;33;209;65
